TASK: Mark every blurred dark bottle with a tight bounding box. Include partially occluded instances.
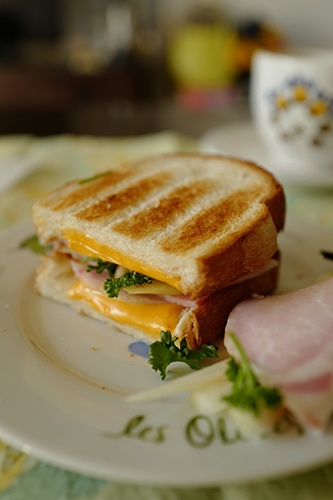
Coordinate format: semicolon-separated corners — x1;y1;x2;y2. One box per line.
65;0;133;74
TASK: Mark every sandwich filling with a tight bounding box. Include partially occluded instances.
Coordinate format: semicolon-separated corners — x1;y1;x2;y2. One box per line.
67;282;185;338
64;228;184;292
53;236;279;339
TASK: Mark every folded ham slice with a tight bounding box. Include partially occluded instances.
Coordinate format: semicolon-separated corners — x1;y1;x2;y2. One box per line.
225;276;333;432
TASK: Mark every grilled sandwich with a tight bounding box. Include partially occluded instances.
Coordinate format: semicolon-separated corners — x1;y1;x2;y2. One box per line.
32;153;285;348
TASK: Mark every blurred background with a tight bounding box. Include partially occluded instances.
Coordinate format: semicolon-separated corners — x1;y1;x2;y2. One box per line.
0;0;331;138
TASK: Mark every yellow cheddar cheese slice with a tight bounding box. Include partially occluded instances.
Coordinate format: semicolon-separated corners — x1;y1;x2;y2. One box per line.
64;228;184;292
67;280;185;338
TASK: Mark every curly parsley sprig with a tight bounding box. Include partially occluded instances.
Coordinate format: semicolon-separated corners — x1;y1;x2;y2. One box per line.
104;271;152;298
83;257;153;298
148;330;219;380
223;333;282;415
82;257;117;277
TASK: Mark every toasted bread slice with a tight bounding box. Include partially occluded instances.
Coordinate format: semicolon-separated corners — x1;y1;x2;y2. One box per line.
33;153;285;298
35;253;280;349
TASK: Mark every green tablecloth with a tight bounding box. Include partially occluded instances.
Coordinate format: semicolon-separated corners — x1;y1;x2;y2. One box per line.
1;132;333;500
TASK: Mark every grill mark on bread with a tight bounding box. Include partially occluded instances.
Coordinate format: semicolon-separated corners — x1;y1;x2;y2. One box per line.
161;189;262;253
50;170;133;211
112;181;214;238
75;172;172;221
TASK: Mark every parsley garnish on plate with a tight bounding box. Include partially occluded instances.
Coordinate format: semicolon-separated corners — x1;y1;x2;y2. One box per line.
223;333;282;415
148;330;219;380
104;271;152;298
20;234;52;254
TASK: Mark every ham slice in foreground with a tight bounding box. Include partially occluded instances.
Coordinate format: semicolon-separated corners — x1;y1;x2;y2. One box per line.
225;276;333;431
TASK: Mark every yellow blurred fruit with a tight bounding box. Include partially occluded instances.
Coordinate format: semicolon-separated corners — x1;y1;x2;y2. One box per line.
167;23;237;89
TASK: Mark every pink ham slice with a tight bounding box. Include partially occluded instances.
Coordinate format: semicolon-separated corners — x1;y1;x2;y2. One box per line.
224;276;333;431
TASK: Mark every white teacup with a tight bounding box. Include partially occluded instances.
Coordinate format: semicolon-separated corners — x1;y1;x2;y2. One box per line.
250;48;333;174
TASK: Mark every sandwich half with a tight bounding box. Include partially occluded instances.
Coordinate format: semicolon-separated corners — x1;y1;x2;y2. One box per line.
33;153;285;348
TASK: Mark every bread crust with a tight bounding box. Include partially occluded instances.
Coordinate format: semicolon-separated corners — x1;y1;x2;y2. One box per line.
180;255;280;349
190;208;278;298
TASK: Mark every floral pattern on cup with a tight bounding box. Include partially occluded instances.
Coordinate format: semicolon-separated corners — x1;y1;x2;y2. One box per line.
267;77;333;147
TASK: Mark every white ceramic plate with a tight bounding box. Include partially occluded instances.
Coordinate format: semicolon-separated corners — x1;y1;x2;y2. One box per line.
200;121;333;187
1;219;333;487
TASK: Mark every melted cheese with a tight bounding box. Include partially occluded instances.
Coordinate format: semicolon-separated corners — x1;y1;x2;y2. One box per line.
67;280;185;338
64;228;183;292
